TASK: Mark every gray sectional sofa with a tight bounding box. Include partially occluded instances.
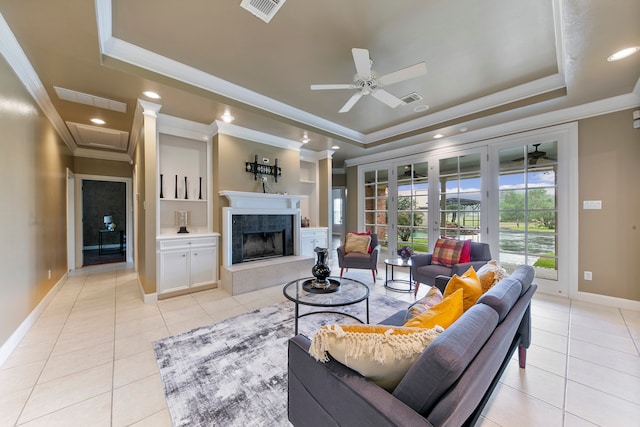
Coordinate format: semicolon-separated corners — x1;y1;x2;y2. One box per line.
287;265;537;427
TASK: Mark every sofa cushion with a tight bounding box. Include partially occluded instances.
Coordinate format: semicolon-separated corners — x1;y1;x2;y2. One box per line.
404;286;443;322
432;238;465;267
443;267;482;311
344;232;371;254
308;324;444;391
476;260;509;293
404;288;464;329
476;277;522;322
509;264;535;296
393;304;499;416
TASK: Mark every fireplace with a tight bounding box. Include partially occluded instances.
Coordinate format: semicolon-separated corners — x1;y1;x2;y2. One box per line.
220;191;307;268
231;214;294;264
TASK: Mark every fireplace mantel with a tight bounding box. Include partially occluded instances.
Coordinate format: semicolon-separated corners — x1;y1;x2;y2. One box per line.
220;191;306;209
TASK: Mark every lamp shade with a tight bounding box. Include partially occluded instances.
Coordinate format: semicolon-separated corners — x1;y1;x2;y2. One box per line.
103;215;113;224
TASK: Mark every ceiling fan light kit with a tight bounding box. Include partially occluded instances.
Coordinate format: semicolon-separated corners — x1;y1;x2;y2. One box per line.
311;48;427;113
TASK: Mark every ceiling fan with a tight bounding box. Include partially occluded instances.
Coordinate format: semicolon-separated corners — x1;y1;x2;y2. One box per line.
514;144;551;165
310;48;427;113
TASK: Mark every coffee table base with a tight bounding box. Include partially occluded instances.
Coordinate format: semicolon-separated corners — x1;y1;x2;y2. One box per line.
293;300;369;335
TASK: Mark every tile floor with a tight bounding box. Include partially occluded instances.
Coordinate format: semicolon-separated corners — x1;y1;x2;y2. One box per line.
1;258;639;426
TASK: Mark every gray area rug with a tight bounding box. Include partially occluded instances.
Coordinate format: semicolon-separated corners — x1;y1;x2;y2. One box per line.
153;293;408;427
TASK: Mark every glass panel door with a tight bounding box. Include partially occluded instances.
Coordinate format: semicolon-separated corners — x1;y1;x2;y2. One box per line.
363;168;389;250
438;153;483;242
395;161;429;255
498;142;558;279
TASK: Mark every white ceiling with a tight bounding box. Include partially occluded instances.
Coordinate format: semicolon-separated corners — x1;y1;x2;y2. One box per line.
0;0;638;167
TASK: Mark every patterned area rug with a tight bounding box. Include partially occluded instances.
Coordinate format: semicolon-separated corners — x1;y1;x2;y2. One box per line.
153;293;408;427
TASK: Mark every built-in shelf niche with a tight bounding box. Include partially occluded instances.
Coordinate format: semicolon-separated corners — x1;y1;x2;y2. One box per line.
299;159;318;226
158;133;210;235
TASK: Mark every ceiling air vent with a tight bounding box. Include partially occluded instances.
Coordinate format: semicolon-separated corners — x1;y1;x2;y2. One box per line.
54;86;127;113
400;92;423;104
240;0;286;23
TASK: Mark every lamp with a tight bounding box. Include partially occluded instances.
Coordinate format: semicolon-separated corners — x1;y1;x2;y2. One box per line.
103;215;113;230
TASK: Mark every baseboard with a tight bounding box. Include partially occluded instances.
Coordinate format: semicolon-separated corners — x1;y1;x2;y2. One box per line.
0;272;68;367
138;276;157;304
574;290;640;311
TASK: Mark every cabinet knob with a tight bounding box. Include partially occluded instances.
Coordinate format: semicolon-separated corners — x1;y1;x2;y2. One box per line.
182;254;186;257
193;252;198;256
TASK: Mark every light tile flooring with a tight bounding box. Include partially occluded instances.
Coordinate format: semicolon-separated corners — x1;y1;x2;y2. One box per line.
1;259;639;426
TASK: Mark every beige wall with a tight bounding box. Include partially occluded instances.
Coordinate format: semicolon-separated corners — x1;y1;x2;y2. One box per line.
0;55;72;346
74;157;132;178
318;158;332;228
578;108;640;301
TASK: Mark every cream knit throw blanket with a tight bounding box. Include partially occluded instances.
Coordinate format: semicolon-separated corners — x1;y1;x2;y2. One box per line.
309;324;444;365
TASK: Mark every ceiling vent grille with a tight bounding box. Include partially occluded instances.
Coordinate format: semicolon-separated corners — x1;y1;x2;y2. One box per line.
54;86;127;113
240;0;286;23
400;92;423;104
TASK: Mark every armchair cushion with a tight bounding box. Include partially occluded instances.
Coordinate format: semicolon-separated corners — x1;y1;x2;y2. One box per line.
404;286;443;322
344;232;372;254
476;260;509;293
432;238;466;267
309;324;444;391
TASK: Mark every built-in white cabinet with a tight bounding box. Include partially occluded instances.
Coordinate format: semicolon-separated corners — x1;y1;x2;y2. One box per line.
157;235;219;295
300;227;328;258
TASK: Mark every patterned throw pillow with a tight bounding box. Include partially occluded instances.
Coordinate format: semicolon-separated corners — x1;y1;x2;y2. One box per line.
432;238;466;267
404;288;464;329
309;323;444;391
344;232;371;254
404;286;444;322
443;266;482;311
476;260;509;293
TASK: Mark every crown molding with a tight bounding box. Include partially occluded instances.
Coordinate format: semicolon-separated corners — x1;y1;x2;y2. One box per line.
157;113;216;141
217;121;302;151
73;147;132;162
300;148;334;162
0;11;77;153
345;92;640;167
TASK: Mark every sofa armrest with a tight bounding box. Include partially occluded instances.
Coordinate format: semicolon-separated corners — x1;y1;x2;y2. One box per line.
451;260;489;276
434;275;450;293
288;335;433;427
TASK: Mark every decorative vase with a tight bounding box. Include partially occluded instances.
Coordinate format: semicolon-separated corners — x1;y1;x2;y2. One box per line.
184;176;188;199
198;177;203;200
174;175;178;199
159;174;164;198
311;247;331;284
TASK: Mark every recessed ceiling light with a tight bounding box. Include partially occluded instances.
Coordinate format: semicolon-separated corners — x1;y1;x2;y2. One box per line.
607;46;640;62
91;118;105;125
459;127;468;132
301;132;310;143
433;134;444;139
143;91;161;99
413;104;429;112
331;145;340;150
221;111;234;123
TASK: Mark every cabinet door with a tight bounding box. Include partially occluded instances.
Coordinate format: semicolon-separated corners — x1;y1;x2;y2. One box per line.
159;249;190;293
190;246;216;286
300;234;315;257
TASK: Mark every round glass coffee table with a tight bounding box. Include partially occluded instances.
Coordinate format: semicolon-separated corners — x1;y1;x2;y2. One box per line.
283;276;370;335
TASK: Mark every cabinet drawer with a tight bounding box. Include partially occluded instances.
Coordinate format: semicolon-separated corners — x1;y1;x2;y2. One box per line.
159;237;216;250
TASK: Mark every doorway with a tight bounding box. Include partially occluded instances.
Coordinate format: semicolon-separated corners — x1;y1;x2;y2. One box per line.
74;175;133;267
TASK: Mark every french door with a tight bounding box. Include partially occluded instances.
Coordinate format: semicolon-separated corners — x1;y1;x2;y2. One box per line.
359;124;576;295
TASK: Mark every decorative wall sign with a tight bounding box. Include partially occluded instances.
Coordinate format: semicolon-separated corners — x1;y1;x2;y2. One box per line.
245;155;281;183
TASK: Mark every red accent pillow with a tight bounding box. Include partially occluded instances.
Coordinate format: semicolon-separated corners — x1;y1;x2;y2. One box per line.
432;238;466;267
347;231;372;253
459;240;472;263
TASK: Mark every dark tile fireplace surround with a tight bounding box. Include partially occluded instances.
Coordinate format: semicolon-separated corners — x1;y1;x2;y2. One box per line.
231;214;294;264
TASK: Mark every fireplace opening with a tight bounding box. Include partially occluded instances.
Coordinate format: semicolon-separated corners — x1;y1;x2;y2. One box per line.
242;231;284;262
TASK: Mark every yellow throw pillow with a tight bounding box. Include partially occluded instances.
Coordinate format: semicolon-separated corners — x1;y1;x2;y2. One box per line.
344;233;371;254
404;288;464;329
477;260;509;293
443;267;482;311
308;324;444;391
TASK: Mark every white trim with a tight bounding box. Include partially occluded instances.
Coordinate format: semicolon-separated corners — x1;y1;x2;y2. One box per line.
572;291;640;311
300;148;335;162
0;11;77;153
344;93;640;167
157;113;217;141
217;121;302;151
0;272;68;367
138;276;157;304
73;148;132;162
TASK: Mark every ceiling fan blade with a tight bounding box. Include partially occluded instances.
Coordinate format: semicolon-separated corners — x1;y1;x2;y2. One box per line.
352;48;371;79
339;93;363;113
310;83;357;90
378;62;427;86
371;89;403;108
